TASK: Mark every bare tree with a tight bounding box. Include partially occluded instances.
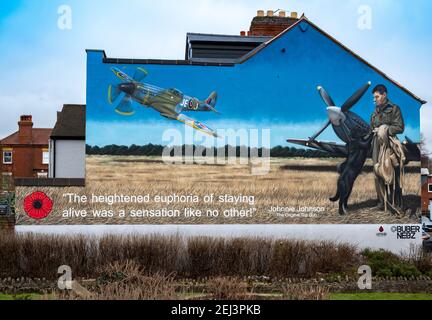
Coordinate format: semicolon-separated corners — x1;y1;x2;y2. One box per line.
421;132;432;170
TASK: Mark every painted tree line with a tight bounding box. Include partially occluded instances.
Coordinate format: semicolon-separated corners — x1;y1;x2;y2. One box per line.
86;144;335;158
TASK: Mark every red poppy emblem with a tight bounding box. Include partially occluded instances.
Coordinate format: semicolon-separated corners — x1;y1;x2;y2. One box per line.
24;191;53;219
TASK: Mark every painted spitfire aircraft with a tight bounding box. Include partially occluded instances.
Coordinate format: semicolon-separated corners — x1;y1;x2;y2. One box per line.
108;67;219;137
287;82;421;162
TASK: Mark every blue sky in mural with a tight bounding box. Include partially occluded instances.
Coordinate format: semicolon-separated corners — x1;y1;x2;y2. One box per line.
86;20;422;147
1;0;431;149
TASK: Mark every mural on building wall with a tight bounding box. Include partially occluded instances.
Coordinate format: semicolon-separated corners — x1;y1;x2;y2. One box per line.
15;18;426;226
77;18;426;226
108;67;219;137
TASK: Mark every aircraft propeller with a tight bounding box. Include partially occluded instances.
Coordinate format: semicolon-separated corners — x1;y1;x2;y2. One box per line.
341;82;372;112
307;82;371;143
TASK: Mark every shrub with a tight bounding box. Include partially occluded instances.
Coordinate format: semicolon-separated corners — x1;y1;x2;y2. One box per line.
205;277;249;300
362;249;422;278
60;260;178;300
0;233;359;280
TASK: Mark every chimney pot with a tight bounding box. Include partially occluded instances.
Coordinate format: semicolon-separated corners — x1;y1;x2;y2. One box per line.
279;10;286;17
257;10;264;17
291;12;298;19
267;10;274;17
18;115;33;144
240;31;246;36
20;115;32;122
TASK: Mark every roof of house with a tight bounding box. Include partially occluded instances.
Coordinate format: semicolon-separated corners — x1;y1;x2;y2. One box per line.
51;104;86;140
0;128;52;146
185;33;271;63
186;33;271;43
88;16;426;105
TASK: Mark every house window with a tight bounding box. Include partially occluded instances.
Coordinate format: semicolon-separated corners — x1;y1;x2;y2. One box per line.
3;151;12;164
2;172;12;190
42;150;49;165
429;184;432;193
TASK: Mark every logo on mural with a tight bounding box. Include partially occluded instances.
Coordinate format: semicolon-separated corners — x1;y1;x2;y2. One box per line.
376;226;387;237
390;225;420;240
24;191;53;220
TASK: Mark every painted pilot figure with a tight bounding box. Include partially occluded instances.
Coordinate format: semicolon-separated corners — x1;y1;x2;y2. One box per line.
370;84;405;212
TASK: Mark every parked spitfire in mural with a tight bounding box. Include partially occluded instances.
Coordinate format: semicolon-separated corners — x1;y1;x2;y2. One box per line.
288;82;421;215
108;67;219;137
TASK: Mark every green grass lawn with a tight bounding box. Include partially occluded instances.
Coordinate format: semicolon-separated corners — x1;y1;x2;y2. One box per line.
330;293;432;300
0;293;43;300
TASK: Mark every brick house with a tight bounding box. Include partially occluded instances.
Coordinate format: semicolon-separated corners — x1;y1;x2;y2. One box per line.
422;156;432;216
0;115;51;191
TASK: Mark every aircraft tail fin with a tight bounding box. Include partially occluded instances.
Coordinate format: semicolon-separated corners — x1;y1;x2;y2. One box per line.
203;91;219;114
206;91;217;108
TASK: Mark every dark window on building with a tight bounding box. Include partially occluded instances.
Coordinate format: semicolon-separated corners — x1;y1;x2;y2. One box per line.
3;151;12;164
429;184;432;193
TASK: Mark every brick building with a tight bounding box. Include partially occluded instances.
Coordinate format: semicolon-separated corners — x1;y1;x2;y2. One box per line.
0;115;51;191
422;156;432;216
247;9;299;36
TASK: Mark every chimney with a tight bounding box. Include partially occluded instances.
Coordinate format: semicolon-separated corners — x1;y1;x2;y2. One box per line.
18;115;33;144
249;9;300;37
240;31;246;36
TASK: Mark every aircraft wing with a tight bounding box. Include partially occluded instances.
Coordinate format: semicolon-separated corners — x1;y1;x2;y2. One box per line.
287;139;348;157
151;89;183;107
161;113;218;137
288;137;421;162
402;137;421;162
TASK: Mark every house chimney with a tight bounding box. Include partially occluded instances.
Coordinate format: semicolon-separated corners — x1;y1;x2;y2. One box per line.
249;9;300;36
240;31;246;36
18;115;33;144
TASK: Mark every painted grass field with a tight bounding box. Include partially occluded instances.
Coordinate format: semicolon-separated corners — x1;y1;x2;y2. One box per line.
16;155;421;225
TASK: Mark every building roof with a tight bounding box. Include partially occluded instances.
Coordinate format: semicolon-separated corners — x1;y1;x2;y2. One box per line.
186;33;271;43
186;33;271;63
51;104;86;140
0;128;51;146
88;16;426;105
